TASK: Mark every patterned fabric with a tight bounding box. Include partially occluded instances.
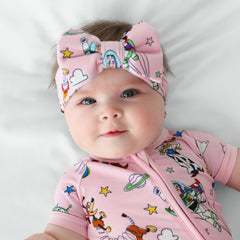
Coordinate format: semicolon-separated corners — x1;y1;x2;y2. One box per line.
49;129;238;239
55;22;168;111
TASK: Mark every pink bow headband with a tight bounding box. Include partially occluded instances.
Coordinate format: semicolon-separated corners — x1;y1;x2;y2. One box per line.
55;22;168;111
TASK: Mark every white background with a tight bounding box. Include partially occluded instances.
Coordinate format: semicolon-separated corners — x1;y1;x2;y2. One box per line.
0;0;239;239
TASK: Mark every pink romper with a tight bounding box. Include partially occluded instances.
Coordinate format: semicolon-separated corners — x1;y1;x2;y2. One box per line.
49;128;237;240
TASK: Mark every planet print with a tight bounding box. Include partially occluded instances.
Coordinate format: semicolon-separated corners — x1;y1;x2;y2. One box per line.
124;173;150;191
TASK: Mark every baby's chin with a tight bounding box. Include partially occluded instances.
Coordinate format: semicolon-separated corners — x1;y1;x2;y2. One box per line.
88;147;140;160
79;133;159;160
89;151;132;160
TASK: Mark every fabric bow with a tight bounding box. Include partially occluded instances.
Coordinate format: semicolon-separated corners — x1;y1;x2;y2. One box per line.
55;22;168;111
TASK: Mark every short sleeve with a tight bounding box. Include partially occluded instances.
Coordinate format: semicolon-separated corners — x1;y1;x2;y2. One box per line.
48;162;88;237
185;130;238;185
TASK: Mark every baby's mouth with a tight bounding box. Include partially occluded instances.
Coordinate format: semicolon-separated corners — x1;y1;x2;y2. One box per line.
101;130;127;137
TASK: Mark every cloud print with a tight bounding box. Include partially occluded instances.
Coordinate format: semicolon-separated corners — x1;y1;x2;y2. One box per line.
157;228;179;240
70;68;88;86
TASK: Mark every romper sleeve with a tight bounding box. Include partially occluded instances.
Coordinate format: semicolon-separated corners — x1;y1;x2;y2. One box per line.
48;159;88;237
185;130;238;185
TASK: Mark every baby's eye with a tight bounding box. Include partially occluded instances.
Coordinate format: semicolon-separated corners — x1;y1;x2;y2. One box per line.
80;98;96;105
121;89;137;98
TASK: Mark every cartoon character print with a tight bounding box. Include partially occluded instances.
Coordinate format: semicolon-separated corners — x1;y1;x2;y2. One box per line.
121;33;139;70
80;36;122;70
52;203;72;214
121;31;167;98
61;68;70;103
122;213;157;240
103;50;122;69
121;33;149;76
82;197;111;233
79;33;165;94
80;37;101;55
157;137;204;177
172;179;222;232
123;49;139;70
151;80;160;91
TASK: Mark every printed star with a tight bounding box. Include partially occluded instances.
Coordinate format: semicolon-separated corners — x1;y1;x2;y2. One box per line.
61;47;73;58
155;71;161;78
144;204;158;215
166;167;174;173
99;186;112;197
145;37;155;46
173;131;183;137
64;186;75;195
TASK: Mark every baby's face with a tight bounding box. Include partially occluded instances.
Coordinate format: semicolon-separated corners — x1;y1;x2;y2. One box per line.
64;69;166;159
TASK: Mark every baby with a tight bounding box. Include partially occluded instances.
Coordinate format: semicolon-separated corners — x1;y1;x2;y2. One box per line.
27;21;240;240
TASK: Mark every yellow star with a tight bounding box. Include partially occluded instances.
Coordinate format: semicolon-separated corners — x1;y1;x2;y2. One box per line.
61;47;73;58
99;186;112;197
144;204;158;215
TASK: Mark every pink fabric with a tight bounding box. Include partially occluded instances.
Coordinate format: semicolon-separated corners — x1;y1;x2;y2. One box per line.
55;22;168;111
48;129;237;240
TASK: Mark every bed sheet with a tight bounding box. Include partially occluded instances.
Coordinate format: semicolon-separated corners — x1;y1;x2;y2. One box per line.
1;0;239;239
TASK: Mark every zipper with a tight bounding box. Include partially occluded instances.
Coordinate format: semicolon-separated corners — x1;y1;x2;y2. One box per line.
131;151;207;240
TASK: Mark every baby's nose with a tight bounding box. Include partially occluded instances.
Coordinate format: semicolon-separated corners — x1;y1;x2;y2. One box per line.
99;105;123;120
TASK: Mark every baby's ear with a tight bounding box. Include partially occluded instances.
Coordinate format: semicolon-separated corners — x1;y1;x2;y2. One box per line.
164;111;167;119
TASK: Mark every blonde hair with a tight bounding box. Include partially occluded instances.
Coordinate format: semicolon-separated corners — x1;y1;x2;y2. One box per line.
50;20;171;87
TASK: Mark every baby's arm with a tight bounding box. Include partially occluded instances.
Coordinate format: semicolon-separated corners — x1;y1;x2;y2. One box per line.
226;148;240;191
26;224;86;240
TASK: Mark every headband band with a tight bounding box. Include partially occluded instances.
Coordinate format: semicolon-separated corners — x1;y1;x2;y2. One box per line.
55;22;168;111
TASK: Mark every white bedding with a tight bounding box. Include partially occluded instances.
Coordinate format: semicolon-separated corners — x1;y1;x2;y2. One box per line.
1;0;239;239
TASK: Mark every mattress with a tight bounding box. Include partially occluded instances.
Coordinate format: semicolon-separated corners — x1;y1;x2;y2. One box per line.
1;0;239;239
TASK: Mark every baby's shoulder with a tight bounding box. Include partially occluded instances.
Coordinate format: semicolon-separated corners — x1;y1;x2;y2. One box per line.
63;156;92;180
164;129;221;156
167;129;216;142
